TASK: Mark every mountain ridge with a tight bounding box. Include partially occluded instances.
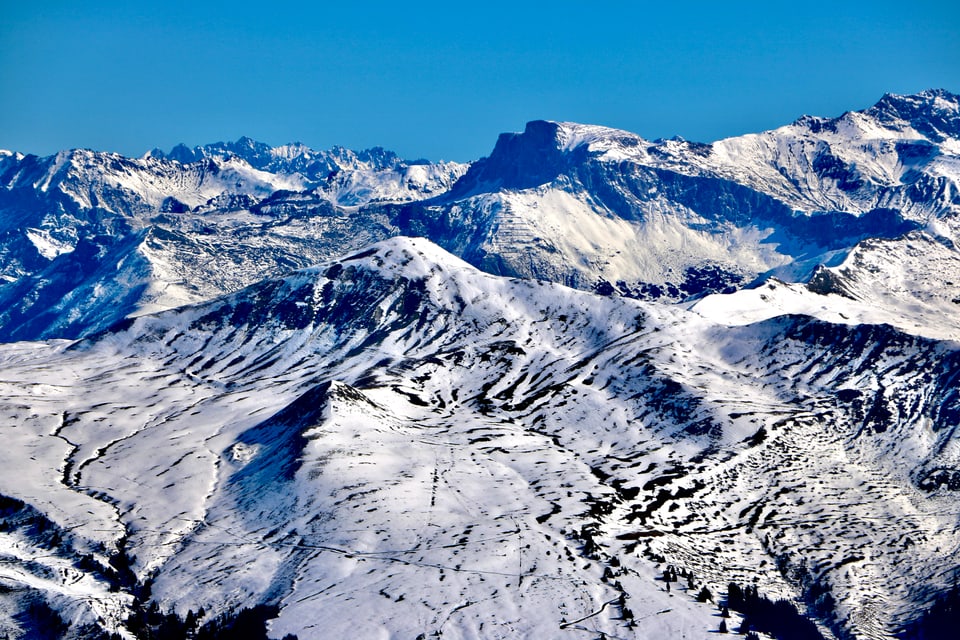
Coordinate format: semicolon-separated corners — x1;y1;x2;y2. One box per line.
0;89;954;345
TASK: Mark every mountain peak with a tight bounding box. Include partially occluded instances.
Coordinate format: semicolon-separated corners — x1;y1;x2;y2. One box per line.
447;120;647;196
865;88;960;141
143;137;412;183
335;236;473;279
445;120;571;194
163;142;201;164
875;88;959;108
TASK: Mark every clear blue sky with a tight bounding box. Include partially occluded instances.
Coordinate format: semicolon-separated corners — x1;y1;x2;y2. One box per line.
2;1;958;162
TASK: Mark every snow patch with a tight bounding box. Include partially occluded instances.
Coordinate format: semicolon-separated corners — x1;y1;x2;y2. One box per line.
25;228;75;259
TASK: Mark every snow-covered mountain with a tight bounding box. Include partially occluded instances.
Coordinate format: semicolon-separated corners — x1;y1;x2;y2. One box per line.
394;89;958;301
1;89;958;342
1;237;959;639
693;230;960;342
653;89;960;218
3;90;960;639
0;141;466;341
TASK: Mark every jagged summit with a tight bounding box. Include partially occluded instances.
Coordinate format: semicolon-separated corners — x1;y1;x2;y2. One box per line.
870;87;959;112
866;88;960;141
146;136;409;179
783;89;960;140
0;142;467;341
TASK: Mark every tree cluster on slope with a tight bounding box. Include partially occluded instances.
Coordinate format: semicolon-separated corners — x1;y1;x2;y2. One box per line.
726;583;826;640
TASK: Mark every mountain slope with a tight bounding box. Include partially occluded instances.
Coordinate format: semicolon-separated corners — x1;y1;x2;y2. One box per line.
1;237;959;638
657;89;960;219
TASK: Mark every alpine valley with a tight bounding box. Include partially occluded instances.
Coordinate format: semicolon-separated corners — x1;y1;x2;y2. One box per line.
1;90;960;639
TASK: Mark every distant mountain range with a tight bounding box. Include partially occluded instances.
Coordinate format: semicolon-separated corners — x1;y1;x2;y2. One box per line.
1;90;959;640
1;89;956;342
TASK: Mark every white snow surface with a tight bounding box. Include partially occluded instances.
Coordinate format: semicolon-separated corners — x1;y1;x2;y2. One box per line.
0;140;468;340
25;227;75;259
627;92;959;220
546;89;960;221
475;186;788;289
3;92;960;637
0;237;958;639
554;121;653;162
693;231;960;342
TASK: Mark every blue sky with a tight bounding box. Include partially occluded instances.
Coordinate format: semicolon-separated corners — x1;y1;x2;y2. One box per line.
2;1;958;161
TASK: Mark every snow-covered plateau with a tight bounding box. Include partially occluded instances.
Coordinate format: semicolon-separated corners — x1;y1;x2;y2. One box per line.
1;90;960;639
